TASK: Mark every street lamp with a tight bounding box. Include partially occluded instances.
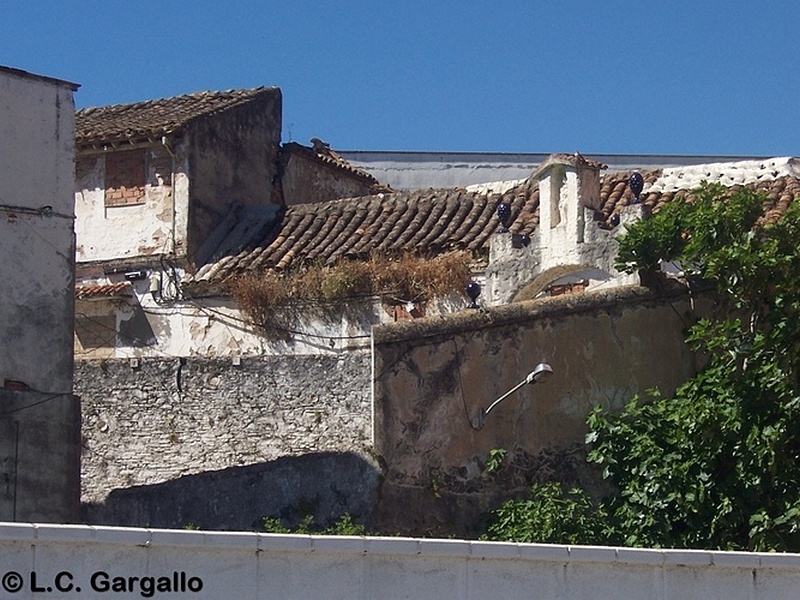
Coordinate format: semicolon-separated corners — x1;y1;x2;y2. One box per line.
472;362;553;429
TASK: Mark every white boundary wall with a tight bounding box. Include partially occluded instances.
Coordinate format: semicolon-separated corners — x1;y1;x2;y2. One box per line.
2;523;800;599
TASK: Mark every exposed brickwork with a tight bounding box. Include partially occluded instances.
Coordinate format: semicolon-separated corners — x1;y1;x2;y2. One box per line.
547;281;588;297
104;150;146;207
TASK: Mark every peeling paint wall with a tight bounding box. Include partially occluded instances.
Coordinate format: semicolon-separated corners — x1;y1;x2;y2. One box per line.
73;277;469;359
0;67;80;522
486;205;645;305
371;286;707;536
75;90;280;267
75;141;190;263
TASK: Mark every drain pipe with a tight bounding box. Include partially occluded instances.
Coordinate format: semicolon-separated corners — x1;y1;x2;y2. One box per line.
161;136;177;255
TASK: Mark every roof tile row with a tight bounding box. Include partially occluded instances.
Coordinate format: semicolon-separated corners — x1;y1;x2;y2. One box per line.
187;168;800;290
75;88;278;147
75;282;133;300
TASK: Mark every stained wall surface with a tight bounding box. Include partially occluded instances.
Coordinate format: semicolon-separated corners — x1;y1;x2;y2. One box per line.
0;67;77;392
372;285;704;535
0;67;81;523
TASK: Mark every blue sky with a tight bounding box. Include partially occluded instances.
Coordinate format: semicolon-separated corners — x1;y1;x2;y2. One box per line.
2;1;798;156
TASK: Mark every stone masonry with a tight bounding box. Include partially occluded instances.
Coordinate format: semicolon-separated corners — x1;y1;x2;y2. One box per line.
75;353;372;505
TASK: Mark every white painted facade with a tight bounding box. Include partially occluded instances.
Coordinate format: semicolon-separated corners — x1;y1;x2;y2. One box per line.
2;523;800;599
75;276;470;359
647;157;800;193
0;66;78;392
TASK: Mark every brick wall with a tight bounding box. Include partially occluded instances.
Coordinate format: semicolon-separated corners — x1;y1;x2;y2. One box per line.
104;149;146;207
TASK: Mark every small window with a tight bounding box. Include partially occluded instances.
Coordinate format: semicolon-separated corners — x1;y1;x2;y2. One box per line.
104;150;146;207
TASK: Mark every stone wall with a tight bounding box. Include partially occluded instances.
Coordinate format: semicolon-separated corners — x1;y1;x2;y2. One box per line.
76;353;373;516
77;285;710;536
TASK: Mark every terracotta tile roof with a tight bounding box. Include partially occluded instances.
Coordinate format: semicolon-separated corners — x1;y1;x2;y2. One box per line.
75;282;133;300
599;166;800;225
75;87;278;148
186;184;530;290
184;158;800;290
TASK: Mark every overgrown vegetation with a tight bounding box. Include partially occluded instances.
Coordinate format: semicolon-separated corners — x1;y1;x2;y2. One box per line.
262;513;368;536
482;482;611;545
230;251;473;336
484;183;800;551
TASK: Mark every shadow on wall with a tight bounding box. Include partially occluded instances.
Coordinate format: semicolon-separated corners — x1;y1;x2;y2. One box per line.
83;451;380;531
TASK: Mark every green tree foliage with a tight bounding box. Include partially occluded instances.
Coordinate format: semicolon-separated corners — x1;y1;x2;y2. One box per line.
481;482;612;545
593;183;800;551
485;184;800;550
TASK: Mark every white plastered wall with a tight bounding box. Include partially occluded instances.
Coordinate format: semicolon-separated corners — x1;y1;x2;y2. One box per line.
2;523;800;600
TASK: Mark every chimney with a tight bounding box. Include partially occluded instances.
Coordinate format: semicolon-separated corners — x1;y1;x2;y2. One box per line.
532;153;606;264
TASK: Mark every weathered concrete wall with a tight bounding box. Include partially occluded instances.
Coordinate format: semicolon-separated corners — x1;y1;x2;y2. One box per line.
282;149;378;205
0;391;81;523
0;67;80;523
187;88;281;264
0;67;76;393
372;285;705;536
4;523;800;600
75;354;373;508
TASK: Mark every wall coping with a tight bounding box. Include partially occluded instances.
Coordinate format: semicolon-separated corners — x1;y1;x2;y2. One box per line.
3;523;799;569
372;283;696;345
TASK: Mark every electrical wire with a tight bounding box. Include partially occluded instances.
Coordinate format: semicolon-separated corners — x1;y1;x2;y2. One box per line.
0;202;74;220
181;300;373;341
0;392;72;417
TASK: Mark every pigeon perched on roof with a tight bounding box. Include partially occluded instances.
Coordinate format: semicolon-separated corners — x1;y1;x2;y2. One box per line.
310;137;342;161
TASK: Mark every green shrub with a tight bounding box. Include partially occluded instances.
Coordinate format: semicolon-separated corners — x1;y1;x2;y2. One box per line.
482;482;611;545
